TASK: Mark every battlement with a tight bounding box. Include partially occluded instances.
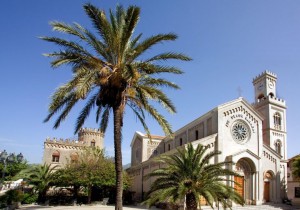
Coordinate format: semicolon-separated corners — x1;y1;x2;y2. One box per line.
253;70;277;83
79;127;103;136
254;94;286;106
45;137;86;146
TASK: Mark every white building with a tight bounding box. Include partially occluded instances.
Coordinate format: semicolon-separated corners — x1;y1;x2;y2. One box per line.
127;71;288;206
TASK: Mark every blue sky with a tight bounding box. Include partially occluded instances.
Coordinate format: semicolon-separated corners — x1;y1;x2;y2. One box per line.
1;1;300;164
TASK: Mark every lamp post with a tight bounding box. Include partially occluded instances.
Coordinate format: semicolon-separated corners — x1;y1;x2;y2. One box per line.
0;150;24;181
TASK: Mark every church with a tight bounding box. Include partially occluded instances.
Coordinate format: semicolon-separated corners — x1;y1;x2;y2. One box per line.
127;71;288;206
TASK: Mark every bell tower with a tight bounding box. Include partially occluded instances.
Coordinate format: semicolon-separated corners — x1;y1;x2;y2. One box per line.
253;70;277;102
253;71;287;159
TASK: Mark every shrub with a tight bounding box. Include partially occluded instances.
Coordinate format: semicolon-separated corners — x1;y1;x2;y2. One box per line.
22;193;38;204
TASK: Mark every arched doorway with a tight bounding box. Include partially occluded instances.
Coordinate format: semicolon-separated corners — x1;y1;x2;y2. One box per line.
235;158;256;205
263;171;275;203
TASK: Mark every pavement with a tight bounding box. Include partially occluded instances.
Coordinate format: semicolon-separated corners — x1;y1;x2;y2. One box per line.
18;204;157;210
16;203;300;210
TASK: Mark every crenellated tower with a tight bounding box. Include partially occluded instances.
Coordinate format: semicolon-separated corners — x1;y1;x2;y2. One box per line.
78;128;104;148
253;71;287;159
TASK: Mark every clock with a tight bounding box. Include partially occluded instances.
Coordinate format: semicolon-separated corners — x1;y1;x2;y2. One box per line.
268;81;274;89
257;82;264;91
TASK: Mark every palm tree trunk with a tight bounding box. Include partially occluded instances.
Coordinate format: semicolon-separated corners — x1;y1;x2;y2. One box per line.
186;193;197;210
113;105;124;210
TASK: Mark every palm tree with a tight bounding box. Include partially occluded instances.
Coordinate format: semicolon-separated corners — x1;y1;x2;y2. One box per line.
27;163;58;204
292;157;300;179
41;4;191;210
144;144;244;210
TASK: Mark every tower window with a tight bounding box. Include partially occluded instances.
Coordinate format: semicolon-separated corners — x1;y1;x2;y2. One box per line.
195;130;199;140
273;112;282;130
168;144;171;151
257;94;265;102
52;151;60;163
91;140;96;147
275;140;282;156
180;138;183;146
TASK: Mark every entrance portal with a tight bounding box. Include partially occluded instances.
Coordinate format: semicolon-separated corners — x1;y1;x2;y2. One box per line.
263;171;274;202
235;158;256;204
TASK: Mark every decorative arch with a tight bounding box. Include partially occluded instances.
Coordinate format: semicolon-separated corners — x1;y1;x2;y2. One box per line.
258;94;265;100
52;150;60;163
235;158;256;204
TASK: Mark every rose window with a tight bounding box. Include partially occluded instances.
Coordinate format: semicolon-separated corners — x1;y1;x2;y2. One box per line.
231;120;250;143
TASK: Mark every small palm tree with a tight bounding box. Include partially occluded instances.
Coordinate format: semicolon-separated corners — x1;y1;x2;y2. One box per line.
144;144;244;210
41;4;191;210
27;163;57;204
292;157;300;179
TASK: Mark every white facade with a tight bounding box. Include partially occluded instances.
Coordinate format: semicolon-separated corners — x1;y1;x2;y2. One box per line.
127;71;288;206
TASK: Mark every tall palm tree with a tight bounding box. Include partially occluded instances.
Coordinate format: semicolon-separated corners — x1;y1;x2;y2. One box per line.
144;144;244;210
41;4;191;210
27;163;58;204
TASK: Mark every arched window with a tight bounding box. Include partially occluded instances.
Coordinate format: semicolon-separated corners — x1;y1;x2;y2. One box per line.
273;112;282;130
90;140;96;147
258;94;265;101
52;151;60;163
275;140;282;156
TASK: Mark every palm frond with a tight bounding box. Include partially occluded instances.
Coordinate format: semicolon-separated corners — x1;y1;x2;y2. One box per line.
146;52;192;62
100;107;110;133
132;33;178;60
50;21;86;40
75;93;98;133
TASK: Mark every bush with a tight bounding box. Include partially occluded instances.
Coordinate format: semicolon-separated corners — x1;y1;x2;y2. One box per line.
0;189;24;208
22;193;38;204
0;193;8;208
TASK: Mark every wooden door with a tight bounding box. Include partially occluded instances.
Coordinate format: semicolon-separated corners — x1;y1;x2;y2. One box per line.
234;176;244;198
264;182;270;202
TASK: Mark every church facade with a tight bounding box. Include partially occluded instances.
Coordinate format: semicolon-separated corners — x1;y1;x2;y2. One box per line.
43;128;104;168
127;71;288;206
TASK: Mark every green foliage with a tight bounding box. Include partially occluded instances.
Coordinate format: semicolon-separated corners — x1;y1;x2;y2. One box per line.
22;193;38;204
143;144;245;210
0;189;23;206
25;163;58;203
54;148;116;187
52;148;129;203
0;160;28;181
292;157;300;179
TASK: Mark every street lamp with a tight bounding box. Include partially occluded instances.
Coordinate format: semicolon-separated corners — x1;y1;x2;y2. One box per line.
0;150;24;180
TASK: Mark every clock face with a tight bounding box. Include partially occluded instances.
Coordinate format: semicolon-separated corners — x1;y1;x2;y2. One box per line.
231;120;251;144
257;82;264;91
268;82;274;89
